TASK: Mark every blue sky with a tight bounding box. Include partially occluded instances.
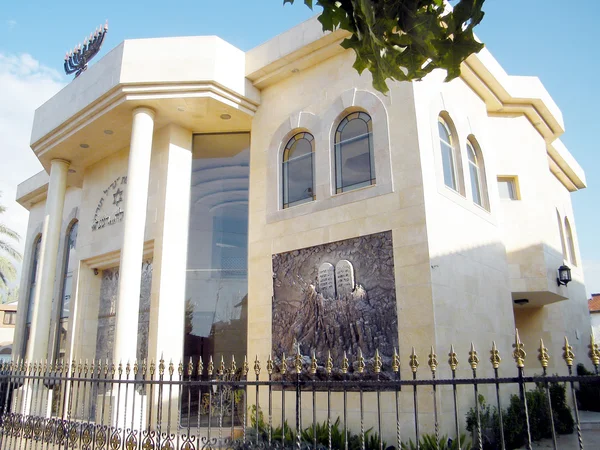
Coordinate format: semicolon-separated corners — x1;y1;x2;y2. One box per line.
0;1;598;294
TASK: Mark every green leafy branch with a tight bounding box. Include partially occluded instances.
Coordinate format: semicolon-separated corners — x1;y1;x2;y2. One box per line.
284;0;485;94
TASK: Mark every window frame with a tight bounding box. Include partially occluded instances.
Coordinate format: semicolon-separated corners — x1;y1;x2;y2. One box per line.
334;111;376;194
55;220;78;360
3;311;16;325
23;234;42;357
438;115;462;193
466;137;489;211
497;176;520;201
282;132;316;209
565;217;577;266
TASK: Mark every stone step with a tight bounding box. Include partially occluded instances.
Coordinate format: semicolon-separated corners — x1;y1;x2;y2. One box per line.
581;421;600;431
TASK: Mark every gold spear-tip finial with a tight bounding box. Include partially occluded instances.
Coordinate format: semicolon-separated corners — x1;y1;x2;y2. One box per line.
392;347;400;373
562;336;575;367
448;345;458;371
468;342;479;370
409;347;419;373
254;355;261;376
428;346;438;373
512;329;526;368
374;349;383;374
310;351;317;375
490;341;501;369
357;348;365;374
538;339;550;369
230;355;237;375
342;351;349;374
326;350;333;375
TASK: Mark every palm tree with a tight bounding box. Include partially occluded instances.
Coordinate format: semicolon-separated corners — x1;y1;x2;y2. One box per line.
0;192;22;290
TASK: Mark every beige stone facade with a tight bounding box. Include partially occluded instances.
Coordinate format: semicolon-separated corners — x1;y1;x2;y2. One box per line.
12;16;590;440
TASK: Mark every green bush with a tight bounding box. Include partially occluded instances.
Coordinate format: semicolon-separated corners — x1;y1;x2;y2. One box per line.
576;363;600;412
250;406;385;450
401;433;471;450
466;384;574;450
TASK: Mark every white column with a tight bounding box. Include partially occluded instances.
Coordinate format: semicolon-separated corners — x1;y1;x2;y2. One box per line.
26;159;69;362
114;107;155;364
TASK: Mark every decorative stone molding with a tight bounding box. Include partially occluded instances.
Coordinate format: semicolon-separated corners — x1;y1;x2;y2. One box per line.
266;88;393;223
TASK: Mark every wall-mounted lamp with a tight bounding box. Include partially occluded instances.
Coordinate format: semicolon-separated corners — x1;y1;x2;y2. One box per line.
93;268;99;276
557;265;572;286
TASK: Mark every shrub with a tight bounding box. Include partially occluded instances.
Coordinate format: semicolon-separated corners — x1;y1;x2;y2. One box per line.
576;363;600;412
250;406;385;450
401;433;471;450
466;384;574;450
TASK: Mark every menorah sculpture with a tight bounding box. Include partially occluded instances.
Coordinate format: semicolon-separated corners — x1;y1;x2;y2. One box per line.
64;22;108;78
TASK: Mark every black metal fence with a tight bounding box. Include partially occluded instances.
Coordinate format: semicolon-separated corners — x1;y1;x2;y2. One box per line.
0;333;599;450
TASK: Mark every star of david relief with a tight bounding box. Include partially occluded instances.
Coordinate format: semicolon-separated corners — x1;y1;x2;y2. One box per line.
113;188;123;207
92;176;128;231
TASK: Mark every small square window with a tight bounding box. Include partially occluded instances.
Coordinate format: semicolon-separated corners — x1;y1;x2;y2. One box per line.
498;176;519;200
3;311;16;325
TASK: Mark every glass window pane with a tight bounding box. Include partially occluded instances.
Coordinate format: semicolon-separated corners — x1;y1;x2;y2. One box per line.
26;237;41;325
498;179;516;200
441;142;456;190
283;133;314;207
470;163;482;206
60;222;78;320
336;114;374;192
187;133;249;370
284;153;313;206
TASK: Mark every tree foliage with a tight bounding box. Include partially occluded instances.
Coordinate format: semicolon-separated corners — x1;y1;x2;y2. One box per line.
0;192;21;291
284;0;485;94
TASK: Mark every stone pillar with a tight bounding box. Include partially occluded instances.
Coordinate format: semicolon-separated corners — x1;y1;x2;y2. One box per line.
114;107;155;364
146;124;192;428
26;159;69;362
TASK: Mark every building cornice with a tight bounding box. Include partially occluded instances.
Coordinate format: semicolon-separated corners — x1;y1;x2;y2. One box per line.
31;81;259;158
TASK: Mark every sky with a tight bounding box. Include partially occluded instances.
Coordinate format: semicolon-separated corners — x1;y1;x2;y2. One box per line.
0;1;598;295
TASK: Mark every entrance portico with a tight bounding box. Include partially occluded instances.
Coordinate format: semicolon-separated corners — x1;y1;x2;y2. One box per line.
13;36;258;374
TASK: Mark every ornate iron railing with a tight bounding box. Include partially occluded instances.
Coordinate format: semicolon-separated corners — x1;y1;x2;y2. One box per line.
0;332;599;450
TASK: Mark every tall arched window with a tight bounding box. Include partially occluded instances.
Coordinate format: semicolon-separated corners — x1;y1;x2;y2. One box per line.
466;137;489;210
282;132;315;208
23;235;41;357
334;111;375;193
56;221;78;361
565;218;577;266
438;116;460;191
556;210;567;258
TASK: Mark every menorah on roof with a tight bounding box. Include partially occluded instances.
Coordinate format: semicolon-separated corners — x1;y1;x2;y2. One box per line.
64;21;108;78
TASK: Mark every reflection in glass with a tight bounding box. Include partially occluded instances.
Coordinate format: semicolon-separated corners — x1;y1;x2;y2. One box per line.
23;235;41;357
335;112;375;193
56;221;78;361
282;133;314;208
439;118;457;191
94;261;152;363
467;142;482;207
184;133;250;426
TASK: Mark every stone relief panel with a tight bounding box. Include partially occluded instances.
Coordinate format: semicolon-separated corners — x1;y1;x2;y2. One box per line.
272;231;398;378
95;260;152;363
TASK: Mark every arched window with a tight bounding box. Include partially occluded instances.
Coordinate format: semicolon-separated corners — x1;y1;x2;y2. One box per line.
56;221;78;361
565;218;577;266
23;235;41;357
467;137;489;210
334;111;375;193
438;115;460;192
556;210;567;258
282;132;315;208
